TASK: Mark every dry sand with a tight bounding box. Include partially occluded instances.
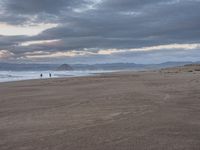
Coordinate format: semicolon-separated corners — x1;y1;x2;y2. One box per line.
0;65;200;150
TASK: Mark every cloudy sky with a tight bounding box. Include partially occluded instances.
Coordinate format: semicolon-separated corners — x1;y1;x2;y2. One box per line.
0;0;200;64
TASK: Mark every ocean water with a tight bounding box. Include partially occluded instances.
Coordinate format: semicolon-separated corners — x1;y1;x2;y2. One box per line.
0;70;114;83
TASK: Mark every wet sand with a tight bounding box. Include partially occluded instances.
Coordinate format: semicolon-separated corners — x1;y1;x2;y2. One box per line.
0;65;200;150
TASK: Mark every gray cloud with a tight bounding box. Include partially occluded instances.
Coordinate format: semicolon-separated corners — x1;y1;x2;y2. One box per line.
0;0;200;63
5;0;66;14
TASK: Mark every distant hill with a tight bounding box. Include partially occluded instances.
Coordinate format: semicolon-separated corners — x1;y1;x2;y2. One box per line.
71;61;194;70
56;64;73;71
0;61;198;71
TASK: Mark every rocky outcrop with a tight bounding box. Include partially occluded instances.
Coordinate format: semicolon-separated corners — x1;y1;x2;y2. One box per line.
56;64;73;71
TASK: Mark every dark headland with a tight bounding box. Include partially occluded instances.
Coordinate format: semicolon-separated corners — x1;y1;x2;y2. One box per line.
55;64;73;71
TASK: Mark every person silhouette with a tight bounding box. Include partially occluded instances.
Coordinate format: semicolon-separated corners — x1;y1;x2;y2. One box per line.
49;73;51;78
40;73;43;78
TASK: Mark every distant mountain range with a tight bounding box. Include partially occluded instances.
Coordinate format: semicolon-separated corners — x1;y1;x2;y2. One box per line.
0;61;199;71
72;61;196;70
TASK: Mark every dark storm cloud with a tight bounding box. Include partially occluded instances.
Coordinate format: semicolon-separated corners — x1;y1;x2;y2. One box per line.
3;0;79;14
32;0;200;48
98;0;167;11
0;0;88;24
0;35;29;50
0;0;200;63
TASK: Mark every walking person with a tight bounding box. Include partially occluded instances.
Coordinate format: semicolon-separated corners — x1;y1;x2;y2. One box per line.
49;73;52;78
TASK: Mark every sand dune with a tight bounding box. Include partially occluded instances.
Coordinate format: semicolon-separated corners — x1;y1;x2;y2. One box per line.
0;65;200;150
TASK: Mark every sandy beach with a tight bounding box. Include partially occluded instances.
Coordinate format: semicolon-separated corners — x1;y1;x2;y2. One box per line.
0;65;200;150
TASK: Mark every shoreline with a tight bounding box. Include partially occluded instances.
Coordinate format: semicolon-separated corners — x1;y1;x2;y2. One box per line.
0;69;144;84
0;70;118;84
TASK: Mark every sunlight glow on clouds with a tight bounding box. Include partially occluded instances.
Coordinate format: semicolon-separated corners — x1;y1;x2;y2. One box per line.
98;43;200;55
20;43;200;60
20;39;60;46
23;50;93;59
0;23;58;36
0;50;14;59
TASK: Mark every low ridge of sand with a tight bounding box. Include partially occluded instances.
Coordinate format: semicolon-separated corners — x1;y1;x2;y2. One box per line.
0;65;200;150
